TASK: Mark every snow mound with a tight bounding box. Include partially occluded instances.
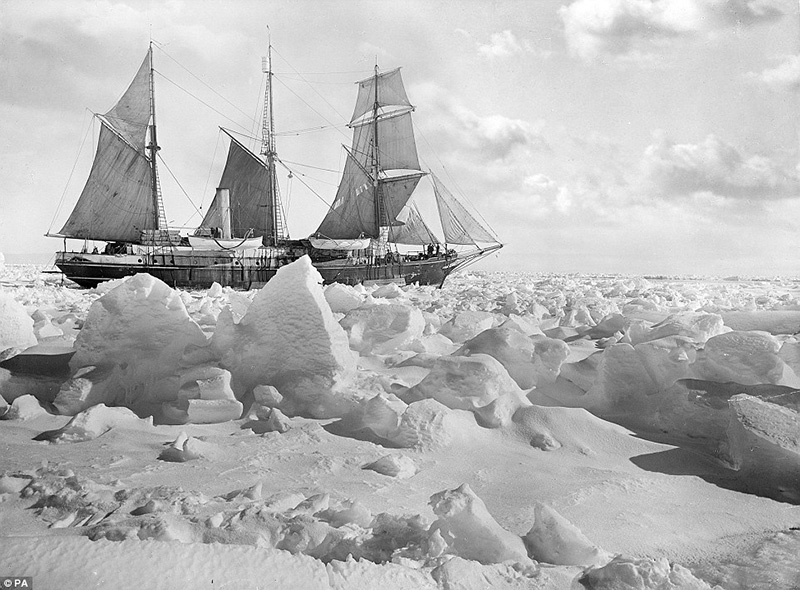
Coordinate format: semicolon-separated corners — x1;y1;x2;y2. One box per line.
363;454;417;479
404;354;529;425
429;483;534;566
340;302;425;355
4;394;48;420
439;311;500;343
391;399;477;450
431;556;548;589
158;431;209;462
330;393;407;444
35;404;153;443
523;503;610;567
692;331;800;387
626;312;727;346
577;555;718;589
455;327;569;389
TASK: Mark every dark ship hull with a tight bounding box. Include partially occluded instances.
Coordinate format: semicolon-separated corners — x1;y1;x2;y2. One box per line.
55;251;455;290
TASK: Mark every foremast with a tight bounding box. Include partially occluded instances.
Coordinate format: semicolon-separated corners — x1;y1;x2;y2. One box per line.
146;42;166;238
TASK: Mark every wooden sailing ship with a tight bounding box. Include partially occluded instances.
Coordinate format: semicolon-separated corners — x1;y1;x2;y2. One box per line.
49;44;502;289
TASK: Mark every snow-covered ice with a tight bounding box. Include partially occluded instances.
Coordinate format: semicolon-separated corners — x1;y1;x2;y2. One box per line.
1;263;800;589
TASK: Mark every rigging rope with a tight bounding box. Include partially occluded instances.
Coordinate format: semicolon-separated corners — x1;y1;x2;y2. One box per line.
156;152;203;220
270;46;351;143
154;71;252;136
49;108;95;233
152;42;254;123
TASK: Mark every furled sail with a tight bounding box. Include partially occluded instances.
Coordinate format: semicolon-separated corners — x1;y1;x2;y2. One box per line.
200;131;274;240
433;174;498;245
58;49;156;242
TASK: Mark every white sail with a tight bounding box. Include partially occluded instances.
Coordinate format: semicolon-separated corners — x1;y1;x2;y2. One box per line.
58;124;155;242
57;48;159;243
199;131;275;241
433;174;498;245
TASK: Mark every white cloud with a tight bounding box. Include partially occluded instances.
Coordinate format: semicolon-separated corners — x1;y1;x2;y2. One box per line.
752;54;800;92
414;82;549;164
642;131;799;200
477;30;524;58
560;0;785;63
474;30;551;60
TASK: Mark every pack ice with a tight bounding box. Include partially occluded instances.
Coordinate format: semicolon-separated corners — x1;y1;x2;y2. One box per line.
3;261;800;589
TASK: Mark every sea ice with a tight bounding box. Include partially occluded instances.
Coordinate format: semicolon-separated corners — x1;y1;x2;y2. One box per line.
0;290;37;352
438;310;500;343
404;354;524;411
428;483;534;567
363;454;417;479
213;256;356;418
577;555;718;589
455;327;569;389
324;282;364;313
692;331;800;387
726;394;800;498
340;302;425;355
523;503;610;567
35;404;153;443
4;394;47;420
68;273;208;411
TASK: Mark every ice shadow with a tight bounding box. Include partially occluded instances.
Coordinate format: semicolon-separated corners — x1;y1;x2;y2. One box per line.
629;433;800;506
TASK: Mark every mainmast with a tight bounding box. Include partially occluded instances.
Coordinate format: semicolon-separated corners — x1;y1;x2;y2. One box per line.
261;39;280;246
146;42;162;234
371;64;382;239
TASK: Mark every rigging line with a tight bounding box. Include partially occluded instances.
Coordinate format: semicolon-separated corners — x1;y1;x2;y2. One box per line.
251;71;266;151
152;41;254;123
275;157;333;209
276;161;340;187
155;72;253;135
417;129;500;241
49;108;96;233
277;76;362;85
270;46;351;142
279;69;374;76
198;131;224;219
275;124;338;136
272;75;350;143
280;159;341;174
156;152;203;219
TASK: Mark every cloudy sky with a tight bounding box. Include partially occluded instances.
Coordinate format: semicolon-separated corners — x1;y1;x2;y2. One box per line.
2;0;799;276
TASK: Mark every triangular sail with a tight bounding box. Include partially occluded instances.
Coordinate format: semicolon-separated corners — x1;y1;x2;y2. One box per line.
58;124;155;242
315;151;375;239
381;174;424;226
390;205;440;245
200;132;275;240
433;174;498;245
102;51;152;151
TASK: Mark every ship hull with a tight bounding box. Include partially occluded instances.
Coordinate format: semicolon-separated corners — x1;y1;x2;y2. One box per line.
55;253;455;290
